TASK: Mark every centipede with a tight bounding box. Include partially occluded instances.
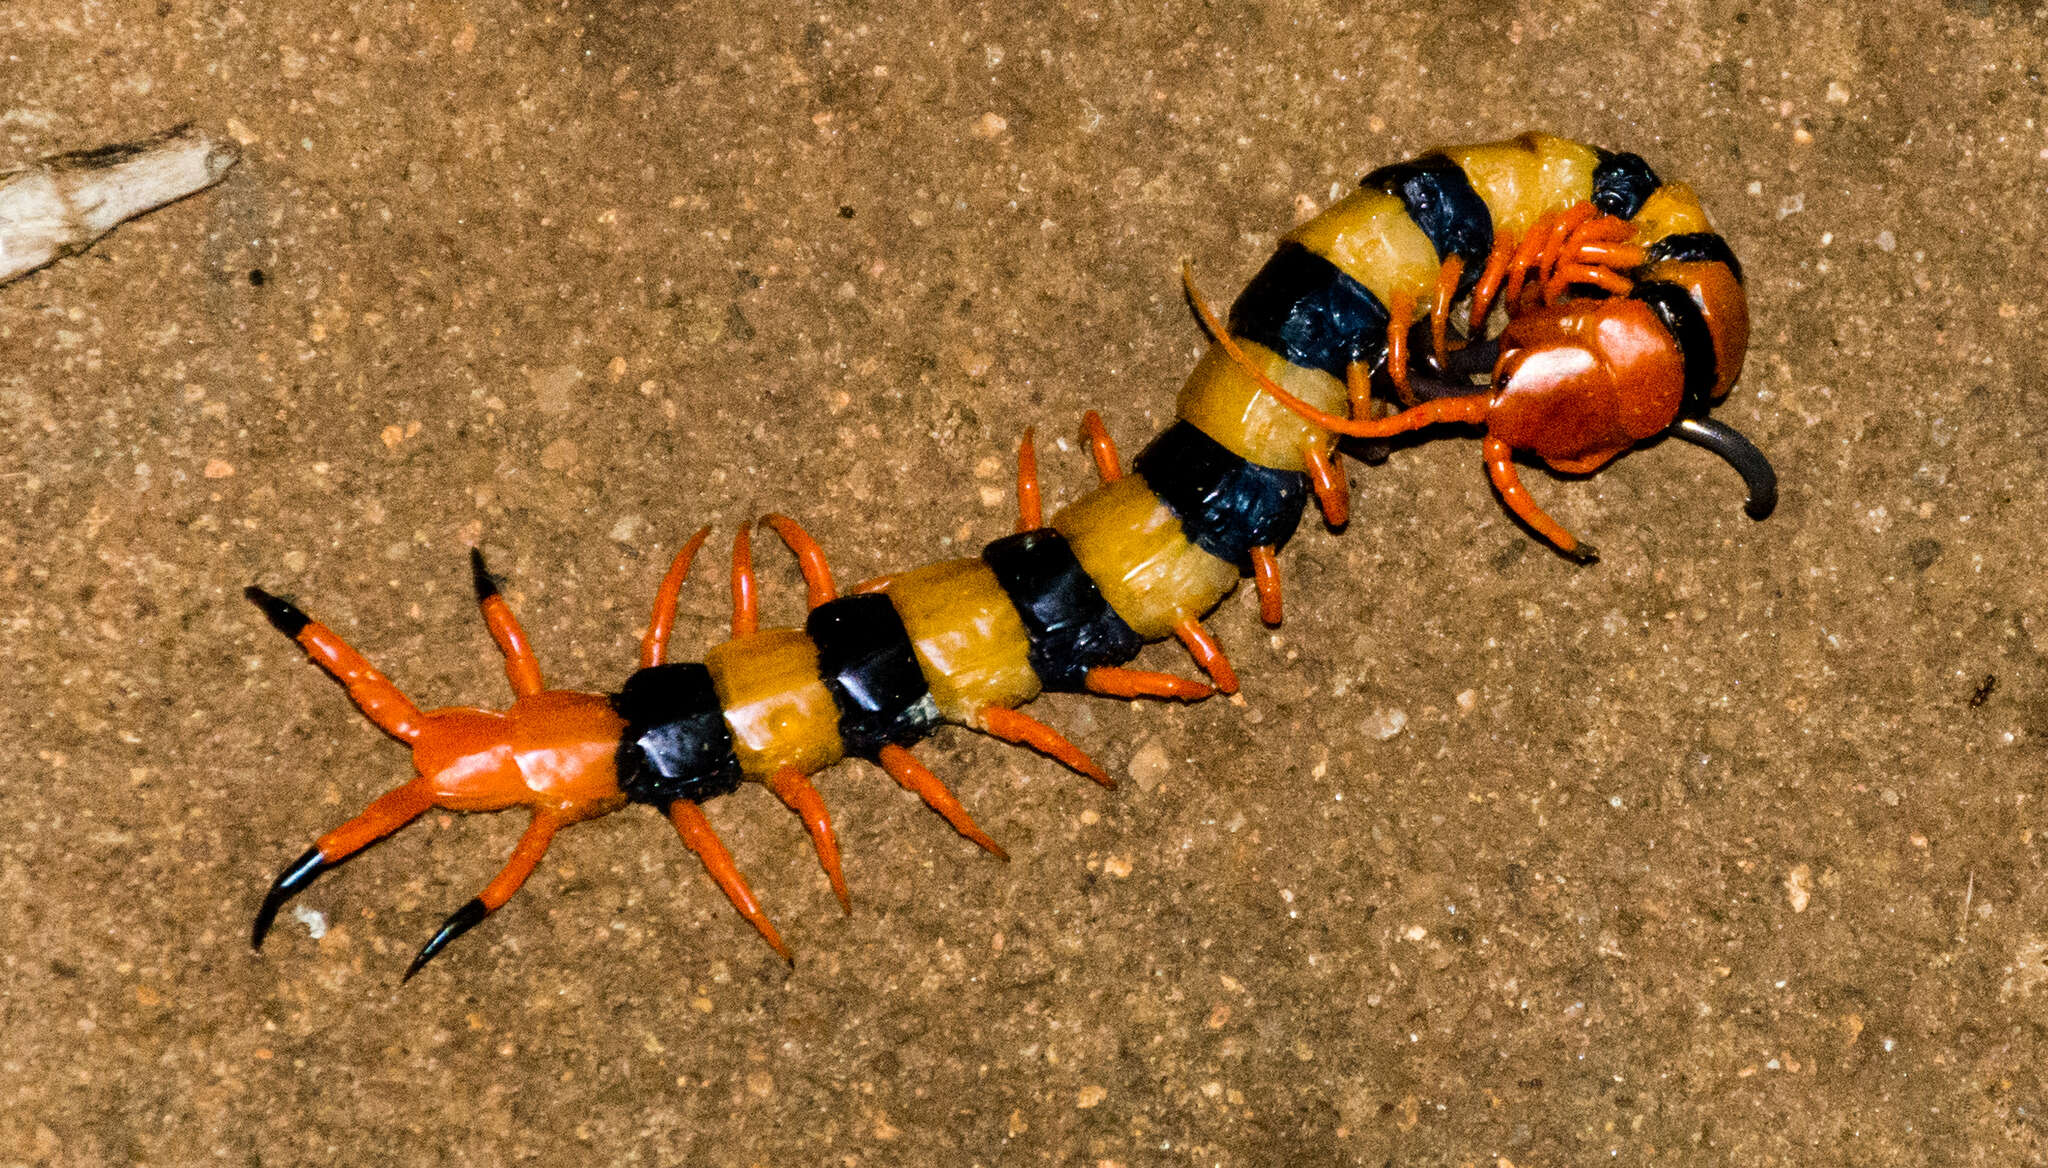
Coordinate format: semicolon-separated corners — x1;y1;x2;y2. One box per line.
245;131;1777;979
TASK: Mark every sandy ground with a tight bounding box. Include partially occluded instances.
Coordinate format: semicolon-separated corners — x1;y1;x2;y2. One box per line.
3;1;2045;1164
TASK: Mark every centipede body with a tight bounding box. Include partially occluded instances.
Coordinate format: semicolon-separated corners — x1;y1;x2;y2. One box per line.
245;131;1774;979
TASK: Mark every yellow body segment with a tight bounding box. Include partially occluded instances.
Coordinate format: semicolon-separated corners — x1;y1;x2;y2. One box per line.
1175;340;1351;471
886;557;1042;722
1288;187;1442;313
1438;132;1601;237
1628;181;1713;247
705;628;845;779
1052;475;1238;639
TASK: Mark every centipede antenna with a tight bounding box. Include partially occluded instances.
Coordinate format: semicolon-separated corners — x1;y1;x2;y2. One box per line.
978;706;1112;787
1672;417;1779;520
1172;617;1240;695
877;745;1008;860
668;799;792;963
767;767;851;913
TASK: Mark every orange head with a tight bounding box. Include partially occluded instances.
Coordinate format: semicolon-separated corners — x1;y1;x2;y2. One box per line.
1484;266;1772;518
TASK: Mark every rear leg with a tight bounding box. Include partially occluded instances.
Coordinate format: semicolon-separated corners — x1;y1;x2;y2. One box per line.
246;585;441;948
251;778;436;949
405;808;564;979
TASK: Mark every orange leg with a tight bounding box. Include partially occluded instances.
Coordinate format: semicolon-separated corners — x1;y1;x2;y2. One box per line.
1173;617;1240;695
668;799;792;963
1483;435;1597;564
1535;202;1598;293
1249;545;1283;626
246;587;425;744
1183;265;1491;441
1016;427;1043;531
1384;290;1415;406
851;575;894;595
1463;229;1520;338
1302;442;1349;528
642;526;711;668
877;744;1008;860
766;766;850;913
405;809;563;980
979;706;1112;787
470;549;544;698
1344;360;1373;420
1081;410;1123;483
730;524;759;638
251;777;437;949
761;513;838;608
1428;254;1465;371
1501;216;1556;310
1083;665;1214;701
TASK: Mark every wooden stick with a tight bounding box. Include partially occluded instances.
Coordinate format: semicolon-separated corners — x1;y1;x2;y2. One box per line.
0;124;239;287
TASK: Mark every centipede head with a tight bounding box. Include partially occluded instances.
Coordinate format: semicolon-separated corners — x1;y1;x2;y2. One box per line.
1489;292;1776;518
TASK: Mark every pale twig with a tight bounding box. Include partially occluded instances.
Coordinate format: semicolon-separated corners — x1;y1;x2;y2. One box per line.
0;123;239;287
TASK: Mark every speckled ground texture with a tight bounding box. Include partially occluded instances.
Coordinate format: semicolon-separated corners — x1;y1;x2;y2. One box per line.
5;1;2046;1164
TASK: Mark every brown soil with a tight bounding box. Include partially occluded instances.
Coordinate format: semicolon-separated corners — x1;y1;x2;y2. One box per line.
3;2;2044;1164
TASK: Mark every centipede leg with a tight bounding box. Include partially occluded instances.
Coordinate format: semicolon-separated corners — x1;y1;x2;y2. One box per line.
1483;435;1597;564
1302;441;1349;528
877;744;1008;860
1428;255;1465;372
978;706;1112;787
252;778;436;949
1345;359;1373;420
1083;666;1213;701
406;809;563;980
730;525;759;638
766;767;851;913
1463;230;1518;337
246;587;425;744
642;526;712;668
667;799;792;963
470;549;544;697
1173;617;1240;696
1015;427;1043;531
1081;410;1122;483
1249;545;1284;626
762;513;838;608
1385;291;1416;406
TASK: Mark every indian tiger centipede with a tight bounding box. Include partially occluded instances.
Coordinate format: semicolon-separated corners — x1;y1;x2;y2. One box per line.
245;131;1777;979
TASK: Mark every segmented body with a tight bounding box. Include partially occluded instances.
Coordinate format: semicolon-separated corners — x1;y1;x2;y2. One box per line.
249;132;1770;976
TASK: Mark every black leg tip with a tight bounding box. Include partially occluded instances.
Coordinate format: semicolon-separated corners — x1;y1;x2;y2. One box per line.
1567;543;1601;566
252;846;329;950
469;548;501;603
404;898;490;982
245;586;311;638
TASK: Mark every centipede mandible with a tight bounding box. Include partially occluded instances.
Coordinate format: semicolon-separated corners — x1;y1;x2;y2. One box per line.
245;131;1776;980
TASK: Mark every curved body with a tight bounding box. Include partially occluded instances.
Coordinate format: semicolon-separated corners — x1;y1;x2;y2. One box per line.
249;132;1774;977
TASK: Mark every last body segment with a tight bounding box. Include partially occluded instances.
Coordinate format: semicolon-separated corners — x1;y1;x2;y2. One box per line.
247;132;1775;977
